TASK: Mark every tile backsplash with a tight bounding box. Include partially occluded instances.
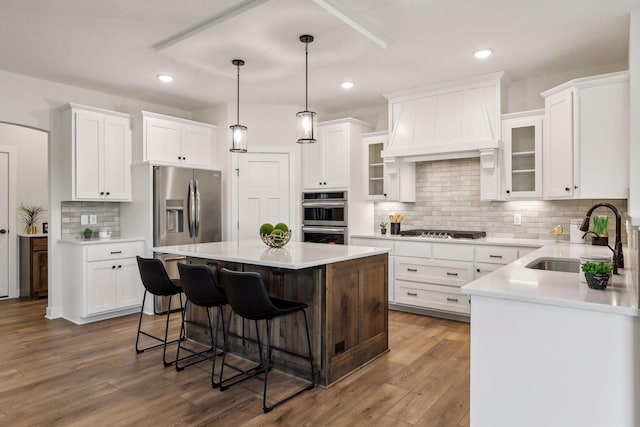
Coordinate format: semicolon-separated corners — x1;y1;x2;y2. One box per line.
374;158;628;243
61;202;120;239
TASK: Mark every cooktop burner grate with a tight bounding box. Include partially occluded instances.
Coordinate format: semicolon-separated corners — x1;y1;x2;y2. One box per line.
399;229;486;239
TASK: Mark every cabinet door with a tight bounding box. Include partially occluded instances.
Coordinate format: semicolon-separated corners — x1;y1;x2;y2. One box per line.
181;125;213;168
363;136;385;200
503;115;542;199
145;117;181;164
543;90;574;198
32;250;48;295
115;257;143;308
301;135;324;190
74;110;103;200
103;115;131;200
86;260;117;315
322;124;349;188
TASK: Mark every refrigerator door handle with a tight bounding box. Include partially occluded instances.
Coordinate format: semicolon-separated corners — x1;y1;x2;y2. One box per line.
188;179;195;238
194;179;201;237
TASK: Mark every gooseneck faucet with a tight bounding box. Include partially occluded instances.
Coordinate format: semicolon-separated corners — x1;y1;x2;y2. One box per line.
579;202;624;274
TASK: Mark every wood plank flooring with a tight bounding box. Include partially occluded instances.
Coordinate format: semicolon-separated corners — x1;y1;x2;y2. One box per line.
0;298;470;426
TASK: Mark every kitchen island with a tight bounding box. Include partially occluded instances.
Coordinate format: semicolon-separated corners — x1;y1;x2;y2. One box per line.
154;240;390;387
461;243;640;427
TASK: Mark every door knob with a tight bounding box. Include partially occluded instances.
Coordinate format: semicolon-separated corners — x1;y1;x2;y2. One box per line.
0;229;7;234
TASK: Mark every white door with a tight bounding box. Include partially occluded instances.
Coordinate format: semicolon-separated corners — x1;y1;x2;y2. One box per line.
237;153;290;240
0;152;10;297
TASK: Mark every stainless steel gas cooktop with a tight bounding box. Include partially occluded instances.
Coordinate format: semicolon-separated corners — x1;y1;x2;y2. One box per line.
400;229;486;239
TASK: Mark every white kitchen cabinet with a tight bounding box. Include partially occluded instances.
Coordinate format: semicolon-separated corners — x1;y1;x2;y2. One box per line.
132;111;217;168
302;118;371;191
62;104;132;201
541;71;629;199
502;111;543;199
60;239;145;324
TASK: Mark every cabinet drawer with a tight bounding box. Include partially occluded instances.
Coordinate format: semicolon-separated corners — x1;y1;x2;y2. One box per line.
475;246;518;264
395;241;431;258
32;238;48;251
432;243;474;261
474;262;502;279
395;257;473;287
395;280;470;314
351;238;394;255
86;241;144;262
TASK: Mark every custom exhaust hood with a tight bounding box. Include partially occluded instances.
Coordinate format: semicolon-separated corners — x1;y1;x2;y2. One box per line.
381;72;506;163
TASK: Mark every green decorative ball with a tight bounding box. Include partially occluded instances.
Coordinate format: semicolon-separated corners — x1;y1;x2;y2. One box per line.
274;222;289;232
259;223;274;236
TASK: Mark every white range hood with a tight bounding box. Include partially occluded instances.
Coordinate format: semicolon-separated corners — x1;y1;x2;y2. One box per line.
382;72;506;162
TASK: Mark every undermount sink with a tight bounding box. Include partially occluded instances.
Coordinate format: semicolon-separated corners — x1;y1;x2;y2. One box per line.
525;258;580;273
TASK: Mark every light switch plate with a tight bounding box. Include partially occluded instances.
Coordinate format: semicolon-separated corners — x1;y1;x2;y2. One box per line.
514;213;522;225
81;215;88;225
89;215;97;225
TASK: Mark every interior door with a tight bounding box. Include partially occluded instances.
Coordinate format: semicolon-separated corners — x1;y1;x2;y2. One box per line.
238;153;290;240
0;152;9;297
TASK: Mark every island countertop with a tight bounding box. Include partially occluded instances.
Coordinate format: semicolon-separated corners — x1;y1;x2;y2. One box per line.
153;240;390;270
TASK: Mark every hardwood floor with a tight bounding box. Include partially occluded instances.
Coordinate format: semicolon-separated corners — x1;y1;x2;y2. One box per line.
0;298;470;426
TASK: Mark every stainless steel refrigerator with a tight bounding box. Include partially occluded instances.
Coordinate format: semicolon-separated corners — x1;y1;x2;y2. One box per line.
153;166;222;312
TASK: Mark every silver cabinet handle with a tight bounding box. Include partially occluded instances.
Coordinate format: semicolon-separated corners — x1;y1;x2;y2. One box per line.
489;255;503;259
407;268;418;272
447;297;459;302
407;292;418;296
446;272;458;276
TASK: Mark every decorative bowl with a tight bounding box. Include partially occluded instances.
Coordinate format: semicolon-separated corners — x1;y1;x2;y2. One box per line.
585;273;610;290
260;230;292;248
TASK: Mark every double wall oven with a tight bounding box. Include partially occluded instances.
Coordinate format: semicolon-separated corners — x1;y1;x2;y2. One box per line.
301;191;347;244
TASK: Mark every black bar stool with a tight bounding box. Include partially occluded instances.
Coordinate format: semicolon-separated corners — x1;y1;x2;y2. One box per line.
217;268;315;413
135;256;184;366
176;262;227;388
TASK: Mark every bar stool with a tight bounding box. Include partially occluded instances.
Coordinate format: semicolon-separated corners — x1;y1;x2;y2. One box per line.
217;268;315;413
176;262;227;388
135;256;184;366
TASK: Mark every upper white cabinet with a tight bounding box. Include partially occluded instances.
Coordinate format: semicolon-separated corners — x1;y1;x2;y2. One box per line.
382;72;504;160
62;104;132;202
362;131;416;202
132;111;217;168
302;118;371;191
501;110;543;199
541;71;629;199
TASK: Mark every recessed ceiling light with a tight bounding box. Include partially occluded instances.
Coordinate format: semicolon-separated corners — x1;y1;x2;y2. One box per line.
157;74;174;83
473;49;493;59
340;81;354;89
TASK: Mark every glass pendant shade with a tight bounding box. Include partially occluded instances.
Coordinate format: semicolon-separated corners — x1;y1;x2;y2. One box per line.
230;124;247;152
296;110;317;143
229;58;247;153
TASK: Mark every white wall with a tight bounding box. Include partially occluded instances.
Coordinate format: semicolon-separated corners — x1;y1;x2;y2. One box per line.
0;123;48;229
630;11;640;224
0;69;193;320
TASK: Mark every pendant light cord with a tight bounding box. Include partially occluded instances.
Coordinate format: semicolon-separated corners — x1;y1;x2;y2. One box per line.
236;63;240;124
305;42;309;111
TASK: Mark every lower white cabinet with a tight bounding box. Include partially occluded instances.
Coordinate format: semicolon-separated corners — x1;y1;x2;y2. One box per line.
61;240;145;324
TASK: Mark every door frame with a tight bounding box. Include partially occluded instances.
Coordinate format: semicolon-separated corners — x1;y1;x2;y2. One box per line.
0;146;18;298
230;152;292;242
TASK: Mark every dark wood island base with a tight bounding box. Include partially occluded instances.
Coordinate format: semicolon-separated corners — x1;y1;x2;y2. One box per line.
186;253;388;387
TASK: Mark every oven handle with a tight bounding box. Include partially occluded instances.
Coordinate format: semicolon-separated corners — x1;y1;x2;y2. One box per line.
302;226;346;234
301;201;346;208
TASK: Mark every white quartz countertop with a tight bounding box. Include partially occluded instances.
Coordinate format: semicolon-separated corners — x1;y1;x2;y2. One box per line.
18;233;48;238
351;233;544;248
154;240;390;270
461;242;639;317
60;236;145;245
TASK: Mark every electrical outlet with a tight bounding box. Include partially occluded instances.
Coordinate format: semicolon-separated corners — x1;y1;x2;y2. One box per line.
514;213;522;225
81;215;89;225
89;215;97;225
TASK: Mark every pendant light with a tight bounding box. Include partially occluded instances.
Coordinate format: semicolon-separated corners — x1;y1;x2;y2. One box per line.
296;35;317;144
229;59;247;153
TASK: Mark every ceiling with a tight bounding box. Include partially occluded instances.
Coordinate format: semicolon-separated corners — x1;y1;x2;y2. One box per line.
0;0;637;113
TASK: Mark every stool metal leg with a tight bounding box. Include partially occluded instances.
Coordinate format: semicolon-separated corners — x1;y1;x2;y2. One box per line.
135;291;183;366
175;303;216;371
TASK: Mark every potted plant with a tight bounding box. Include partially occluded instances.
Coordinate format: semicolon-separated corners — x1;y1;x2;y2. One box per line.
83;227;93;239
18;203;45;234
581;261;612;290
379;221;388;235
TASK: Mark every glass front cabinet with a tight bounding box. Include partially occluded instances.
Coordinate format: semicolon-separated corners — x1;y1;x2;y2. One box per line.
501;111;543;199
362;131;387;200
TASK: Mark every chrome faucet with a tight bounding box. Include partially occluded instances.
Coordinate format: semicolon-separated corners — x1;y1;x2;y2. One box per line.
579;202;624;274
